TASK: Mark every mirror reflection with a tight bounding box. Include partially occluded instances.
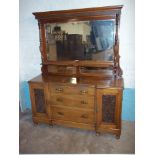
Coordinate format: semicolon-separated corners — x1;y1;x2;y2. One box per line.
45;20;115;61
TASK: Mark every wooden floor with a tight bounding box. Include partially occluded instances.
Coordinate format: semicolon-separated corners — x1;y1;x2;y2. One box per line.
19;111;135;154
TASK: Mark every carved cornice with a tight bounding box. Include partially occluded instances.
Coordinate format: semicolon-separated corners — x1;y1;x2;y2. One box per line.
33;5;123;21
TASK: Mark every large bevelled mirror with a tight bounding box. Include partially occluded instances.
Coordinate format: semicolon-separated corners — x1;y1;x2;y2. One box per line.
45;20;115;61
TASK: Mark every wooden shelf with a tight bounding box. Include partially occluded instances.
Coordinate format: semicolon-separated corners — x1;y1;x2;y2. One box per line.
43;60;114;68
78;61;114;68
43;60;78;66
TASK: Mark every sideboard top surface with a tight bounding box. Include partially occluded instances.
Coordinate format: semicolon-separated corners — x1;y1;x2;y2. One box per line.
29;74;123;89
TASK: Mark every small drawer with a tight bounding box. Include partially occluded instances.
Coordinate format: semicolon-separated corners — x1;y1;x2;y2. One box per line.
49;95;94;109
51;106;94;124
50;84;95;96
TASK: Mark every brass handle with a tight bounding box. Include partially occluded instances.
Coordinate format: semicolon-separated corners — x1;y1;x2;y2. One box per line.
56;97;63;102
55;88;64;93
57;112;64;115
81;114;88;119
81;101;87;104
80;90;88;95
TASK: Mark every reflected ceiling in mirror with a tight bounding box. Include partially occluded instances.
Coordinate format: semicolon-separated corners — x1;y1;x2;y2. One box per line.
45;20;115;61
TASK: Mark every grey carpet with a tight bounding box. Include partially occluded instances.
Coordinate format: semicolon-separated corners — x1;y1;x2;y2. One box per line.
19;112;135;154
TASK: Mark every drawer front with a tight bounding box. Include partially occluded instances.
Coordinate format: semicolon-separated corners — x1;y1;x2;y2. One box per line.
49;95;94;109
51;106;94;124
50;84;95;96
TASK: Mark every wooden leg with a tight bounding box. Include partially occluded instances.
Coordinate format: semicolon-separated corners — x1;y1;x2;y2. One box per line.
49;121;53;127
49;124;53;128
115;134;120;139
33;120;38;126
33;124;38;127
96;132;100;136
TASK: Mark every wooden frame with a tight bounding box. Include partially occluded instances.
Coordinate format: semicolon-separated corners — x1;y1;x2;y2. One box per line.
96;88;123;137
33;5;123;78
29;82;51;124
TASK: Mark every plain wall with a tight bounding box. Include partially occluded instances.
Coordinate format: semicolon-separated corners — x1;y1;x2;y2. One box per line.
19;0;135;121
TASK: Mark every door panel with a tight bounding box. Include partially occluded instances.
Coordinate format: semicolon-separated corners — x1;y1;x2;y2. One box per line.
96;88;122;130
29;83;49;118
102;95;116;123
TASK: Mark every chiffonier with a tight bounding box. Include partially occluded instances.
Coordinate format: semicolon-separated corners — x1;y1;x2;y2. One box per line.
29;5;124;139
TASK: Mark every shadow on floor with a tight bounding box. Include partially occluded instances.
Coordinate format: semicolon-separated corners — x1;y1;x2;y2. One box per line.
19;111;135;154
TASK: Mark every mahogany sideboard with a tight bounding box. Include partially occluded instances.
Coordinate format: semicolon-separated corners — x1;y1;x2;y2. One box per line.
28;5;124;138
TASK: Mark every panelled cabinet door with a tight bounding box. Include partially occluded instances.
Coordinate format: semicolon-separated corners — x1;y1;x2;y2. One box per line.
96;88;123;131
29;83;50;118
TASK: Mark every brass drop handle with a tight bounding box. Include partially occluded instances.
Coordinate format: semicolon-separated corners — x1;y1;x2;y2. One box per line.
81;114;88;119
80;90;88;95
57;112;64;115
81;101;87;104
55;88;64;93
56;97;63;102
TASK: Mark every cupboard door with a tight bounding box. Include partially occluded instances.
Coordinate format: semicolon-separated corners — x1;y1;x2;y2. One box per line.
96;88;122;130
29;83;49;118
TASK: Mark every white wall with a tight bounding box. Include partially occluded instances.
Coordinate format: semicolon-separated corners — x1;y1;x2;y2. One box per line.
19;0;135;110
